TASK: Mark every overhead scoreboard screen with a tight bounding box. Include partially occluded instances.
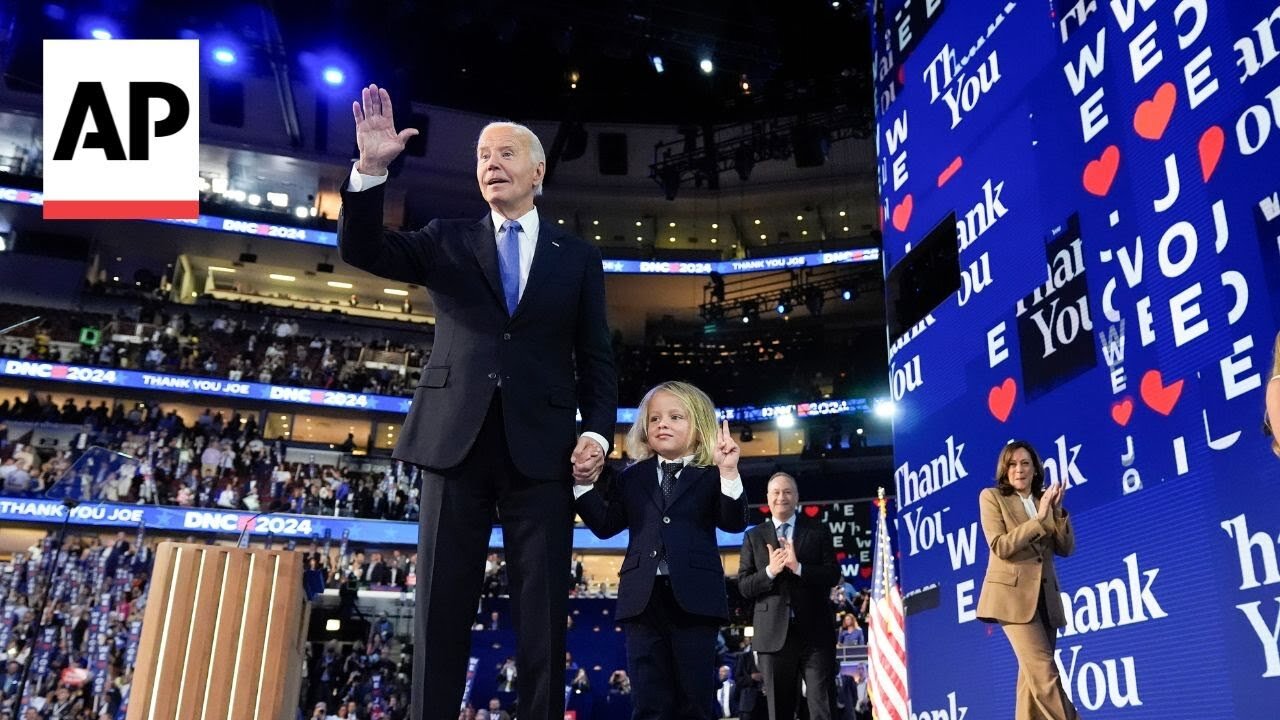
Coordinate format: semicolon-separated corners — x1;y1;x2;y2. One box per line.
872;0;1280;717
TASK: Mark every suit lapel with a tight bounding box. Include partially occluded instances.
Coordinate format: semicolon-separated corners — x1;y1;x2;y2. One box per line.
760;520;779;557
513;222;562;321
467;216;506;311
636;457;663;511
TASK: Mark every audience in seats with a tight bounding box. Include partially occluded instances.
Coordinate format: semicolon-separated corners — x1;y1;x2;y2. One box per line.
0;303;426;398
0;527;876;719
0;302;877;408
0;395;421;525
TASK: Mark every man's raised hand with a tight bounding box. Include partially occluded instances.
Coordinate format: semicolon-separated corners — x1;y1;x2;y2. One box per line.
352;84;419;176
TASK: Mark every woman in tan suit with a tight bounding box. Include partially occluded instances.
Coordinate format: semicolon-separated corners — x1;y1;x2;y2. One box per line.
976;440;1079;720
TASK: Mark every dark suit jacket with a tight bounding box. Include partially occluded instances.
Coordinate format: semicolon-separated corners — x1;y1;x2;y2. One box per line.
737;515;840;653
733;649;762;713
368;561;392;586
576;458;747;620
338;186;617;480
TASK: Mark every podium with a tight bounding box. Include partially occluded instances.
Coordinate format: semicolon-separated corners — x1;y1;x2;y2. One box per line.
126;542;309;720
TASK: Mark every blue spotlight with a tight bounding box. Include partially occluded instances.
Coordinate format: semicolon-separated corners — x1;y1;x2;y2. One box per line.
322;66;346;86
77;15;121;40
650;55;664;74
300;50;357;91
212;47;237;66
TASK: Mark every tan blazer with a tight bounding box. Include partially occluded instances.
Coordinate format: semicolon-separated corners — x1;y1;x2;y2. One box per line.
975;487;1075;626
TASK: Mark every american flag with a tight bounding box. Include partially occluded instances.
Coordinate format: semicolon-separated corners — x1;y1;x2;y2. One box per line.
868;489;909;720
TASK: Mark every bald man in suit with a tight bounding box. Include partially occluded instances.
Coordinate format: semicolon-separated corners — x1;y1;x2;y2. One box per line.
738;473;839;720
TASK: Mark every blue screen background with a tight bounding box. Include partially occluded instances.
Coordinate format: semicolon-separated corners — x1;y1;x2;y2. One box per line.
872;1;1280;716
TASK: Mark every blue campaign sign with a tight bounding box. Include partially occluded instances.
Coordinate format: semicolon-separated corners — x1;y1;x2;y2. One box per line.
875;1;1280;718
0;358;412;413
0;496;744;549
0;185;878;275
0;357;871;425
600;248;881;275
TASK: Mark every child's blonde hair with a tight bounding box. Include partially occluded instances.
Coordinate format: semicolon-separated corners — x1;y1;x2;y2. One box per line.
625;381;719;465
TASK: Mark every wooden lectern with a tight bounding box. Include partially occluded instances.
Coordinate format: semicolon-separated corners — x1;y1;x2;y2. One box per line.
126;542;309;720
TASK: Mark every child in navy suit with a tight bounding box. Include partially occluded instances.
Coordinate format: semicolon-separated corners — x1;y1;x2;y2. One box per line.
574;381;747;720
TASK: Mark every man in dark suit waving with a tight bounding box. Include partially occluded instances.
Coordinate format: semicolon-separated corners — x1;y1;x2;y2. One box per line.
339;84;617;720
738;472;839;720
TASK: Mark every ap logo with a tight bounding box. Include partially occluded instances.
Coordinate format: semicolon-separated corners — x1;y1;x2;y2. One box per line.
43;39;199;220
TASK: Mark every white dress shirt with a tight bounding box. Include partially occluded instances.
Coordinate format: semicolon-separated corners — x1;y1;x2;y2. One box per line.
717;679;735;716
1018;492;1037;521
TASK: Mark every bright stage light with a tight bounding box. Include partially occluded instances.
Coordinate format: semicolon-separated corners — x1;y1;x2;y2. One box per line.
873;400;896;419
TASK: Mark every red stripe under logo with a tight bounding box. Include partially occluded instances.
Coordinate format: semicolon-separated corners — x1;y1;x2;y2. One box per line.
43;200;199;220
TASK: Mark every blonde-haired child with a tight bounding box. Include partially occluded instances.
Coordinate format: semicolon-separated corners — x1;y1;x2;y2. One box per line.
573;380;746;719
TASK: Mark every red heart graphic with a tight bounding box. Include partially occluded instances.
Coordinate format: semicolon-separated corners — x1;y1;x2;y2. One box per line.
1199;125;1224;182
1083;145;1120;197
835;552;847;562
987;378;1017;422
859;566;872;579
1133;82;1176;140
1140;370;1183;416
937;156;963;187
803;505;819;518
1110;397;1133;426
891;194;913;232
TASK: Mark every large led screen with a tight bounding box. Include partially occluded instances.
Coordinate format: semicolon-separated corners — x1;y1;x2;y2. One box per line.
872;1;1280;717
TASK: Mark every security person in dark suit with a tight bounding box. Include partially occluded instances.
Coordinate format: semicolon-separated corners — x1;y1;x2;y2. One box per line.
339;84;617;720
733;638;764;720
574;382;747;719
738;472;840;720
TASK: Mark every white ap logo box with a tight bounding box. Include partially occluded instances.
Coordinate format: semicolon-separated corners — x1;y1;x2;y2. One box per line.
43;39;199;220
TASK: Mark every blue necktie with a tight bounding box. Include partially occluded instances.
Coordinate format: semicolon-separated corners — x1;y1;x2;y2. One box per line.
498;220;521;315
